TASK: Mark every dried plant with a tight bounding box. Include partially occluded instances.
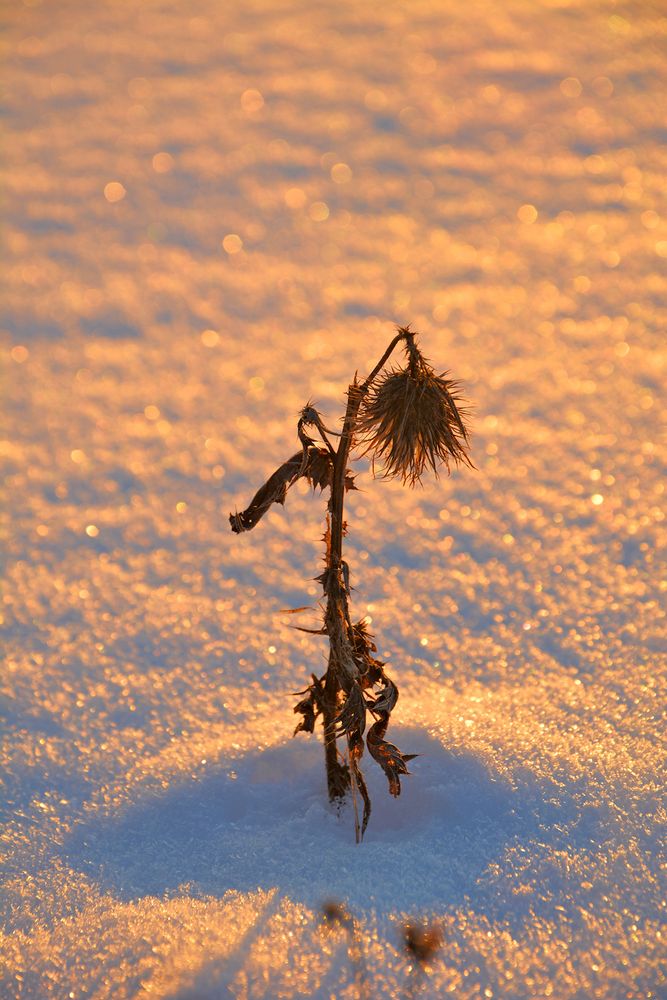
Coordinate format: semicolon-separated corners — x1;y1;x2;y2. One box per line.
320;900;368;1000
402;920;443;965
401;919;444;998
230;326;472;841
356;336;472;484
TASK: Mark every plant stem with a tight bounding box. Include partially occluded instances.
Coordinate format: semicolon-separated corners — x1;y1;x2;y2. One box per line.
322;383;361;803
330;328;411;579
361;327;413;393
321;329;411;807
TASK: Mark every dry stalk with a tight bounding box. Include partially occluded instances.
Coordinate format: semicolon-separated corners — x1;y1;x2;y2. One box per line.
230;326;472;840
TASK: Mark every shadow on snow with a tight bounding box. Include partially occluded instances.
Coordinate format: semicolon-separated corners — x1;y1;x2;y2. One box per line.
65;728;529;916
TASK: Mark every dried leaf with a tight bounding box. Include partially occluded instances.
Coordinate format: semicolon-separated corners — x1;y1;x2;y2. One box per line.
229;444;334;534
369;678;398;715
335;683;366;740
229;451;303;533
351;757;371;838
350;619;377;655
293;674;324;735
348;619;385;687
305;447;334;491
367;715;414;796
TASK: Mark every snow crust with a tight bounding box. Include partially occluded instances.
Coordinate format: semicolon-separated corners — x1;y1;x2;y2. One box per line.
2;0;666;997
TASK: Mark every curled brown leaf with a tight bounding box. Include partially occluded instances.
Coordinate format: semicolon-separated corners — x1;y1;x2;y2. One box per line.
229;445;334;533
366;714;415;797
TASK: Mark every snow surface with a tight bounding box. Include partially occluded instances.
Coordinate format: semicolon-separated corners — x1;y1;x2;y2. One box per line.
2;0;666;997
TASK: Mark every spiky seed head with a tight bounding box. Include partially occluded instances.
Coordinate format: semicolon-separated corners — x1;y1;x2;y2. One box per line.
355;332;473;485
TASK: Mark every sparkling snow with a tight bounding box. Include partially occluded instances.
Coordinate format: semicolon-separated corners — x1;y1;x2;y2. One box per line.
2;0;666;997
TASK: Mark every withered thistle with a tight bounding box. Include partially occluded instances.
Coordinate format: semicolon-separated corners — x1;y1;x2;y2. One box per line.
356;331;472;484
230;326;472;841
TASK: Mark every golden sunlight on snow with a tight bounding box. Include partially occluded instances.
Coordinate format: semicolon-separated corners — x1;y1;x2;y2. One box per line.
1;0;666;997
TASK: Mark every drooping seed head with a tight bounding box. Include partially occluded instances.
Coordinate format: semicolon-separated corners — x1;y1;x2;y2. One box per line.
355;331;473;485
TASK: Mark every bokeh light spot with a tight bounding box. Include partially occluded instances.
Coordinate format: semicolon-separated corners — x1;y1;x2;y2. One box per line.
331;162;352;184
241;89;264;113
640;210;659;229
284;187;307;209
152;152;174;173
560;77;582;98
518;204;538;224
222;234;243;254
592;75;614;97
584;155;605;174
10;345;29;363
85;524;99;537
364;88;387;111
104;181;126;203
201;329;220;347
309;201;329;222
482;85;501;105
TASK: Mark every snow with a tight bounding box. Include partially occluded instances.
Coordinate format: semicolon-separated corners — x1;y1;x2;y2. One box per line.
2;0;666;997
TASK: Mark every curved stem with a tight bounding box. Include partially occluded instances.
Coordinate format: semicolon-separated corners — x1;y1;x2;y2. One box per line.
360;327;414;394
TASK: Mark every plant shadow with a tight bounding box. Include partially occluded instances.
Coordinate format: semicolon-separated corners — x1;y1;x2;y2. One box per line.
65;728;527;915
